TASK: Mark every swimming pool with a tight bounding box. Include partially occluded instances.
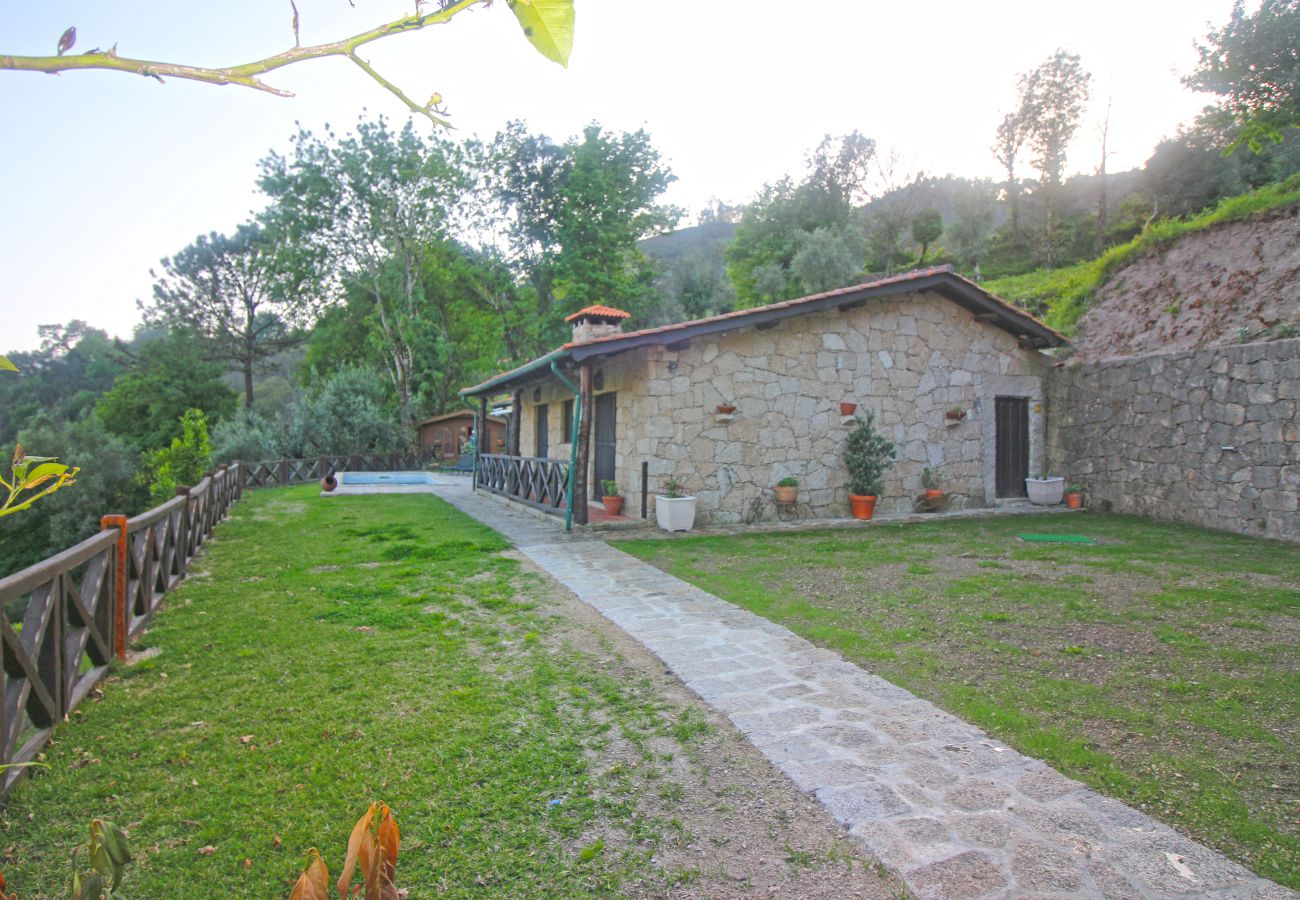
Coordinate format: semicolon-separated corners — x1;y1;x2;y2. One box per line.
339;471;439;486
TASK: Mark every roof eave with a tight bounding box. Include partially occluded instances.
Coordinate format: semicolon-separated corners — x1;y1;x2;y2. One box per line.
460;347;571;398
567;272;1065;362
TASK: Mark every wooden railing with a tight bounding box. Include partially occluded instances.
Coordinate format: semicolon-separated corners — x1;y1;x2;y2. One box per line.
0;463;243;798
241;450;436;488
476;453;570;514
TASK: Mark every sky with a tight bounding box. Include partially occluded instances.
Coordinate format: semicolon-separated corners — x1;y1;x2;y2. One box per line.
1;0;1239;353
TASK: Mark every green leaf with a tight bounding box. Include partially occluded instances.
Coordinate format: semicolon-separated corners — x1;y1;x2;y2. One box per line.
23;462;68;490
507;0;574;67
0;354;17;373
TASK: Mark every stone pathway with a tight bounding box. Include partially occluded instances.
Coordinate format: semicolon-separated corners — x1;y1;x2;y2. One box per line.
434;483;1294;900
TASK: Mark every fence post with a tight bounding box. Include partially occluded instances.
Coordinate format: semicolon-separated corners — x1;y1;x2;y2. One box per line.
278;459;289;487
100;515;129;660
175;486;191;577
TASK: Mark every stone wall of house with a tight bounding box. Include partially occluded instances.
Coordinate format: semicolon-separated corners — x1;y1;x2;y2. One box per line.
1046;337;1300;542
579;290;1052;523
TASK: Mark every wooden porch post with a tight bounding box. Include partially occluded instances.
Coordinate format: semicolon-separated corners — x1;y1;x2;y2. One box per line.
574;363;593;525
508;389;523;456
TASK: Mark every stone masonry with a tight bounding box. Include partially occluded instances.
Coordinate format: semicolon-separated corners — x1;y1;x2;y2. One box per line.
1047;337;1300;542
521;290;1052;522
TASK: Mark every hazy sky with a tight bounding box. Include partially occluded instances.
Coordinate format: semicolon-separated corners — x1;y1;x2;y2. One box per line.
2;0;1236;353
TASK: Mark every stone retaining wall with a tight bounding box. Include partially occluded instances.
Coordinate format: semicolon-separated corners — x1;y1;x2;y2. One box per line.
1046;338;1300;541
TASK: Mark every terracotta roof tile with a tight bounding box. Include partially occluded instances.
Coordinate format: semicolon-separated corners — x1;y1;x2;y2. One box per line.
563;304;632;323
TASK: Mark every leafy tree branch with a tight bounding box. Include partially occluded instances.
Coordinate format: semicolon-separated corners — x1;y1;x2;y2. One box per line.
0;0;575;127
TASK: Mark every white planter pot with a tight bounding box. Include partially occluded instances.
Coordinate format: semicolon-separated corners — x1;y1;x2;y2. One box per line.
655;495;697;532
1025;476;1066;506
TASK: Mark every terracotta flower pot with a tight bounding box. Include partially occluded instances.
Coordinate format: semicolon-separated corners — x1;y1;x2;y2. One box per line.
839;402;857;416
773;485;797;504
1065;492;1083;509
320;473;337;492
925;489;943;499
945;410;964;421
602;495;625;516
849;494;877;520
716;404;736;414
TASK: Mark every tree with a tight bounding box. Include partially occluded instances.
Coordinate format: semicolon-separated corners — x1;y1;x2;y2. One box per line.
725;132;878;307
992;110;1029;236
473;121;679;353
146;408;212;502
1186;0;1300;152
260;117;468;434
910;208;944;266
95;331;237;453
146;222;318;408
1;1;575;128
1002;50;1092;265
789;225;866;293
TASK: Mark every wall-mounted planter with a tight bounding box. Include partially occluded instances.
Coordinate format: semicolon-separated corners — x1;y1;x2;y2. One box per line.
716;404;737;415
655;495;697;532
839;402;858;417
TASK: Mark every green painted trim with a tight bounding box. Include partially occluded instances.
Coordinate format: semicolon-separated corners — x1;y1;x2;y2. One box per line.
550;360;581;533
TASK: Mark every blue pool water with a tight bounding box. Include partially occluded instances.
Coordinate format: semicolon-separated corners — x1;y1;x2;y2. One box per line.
339;471;438;485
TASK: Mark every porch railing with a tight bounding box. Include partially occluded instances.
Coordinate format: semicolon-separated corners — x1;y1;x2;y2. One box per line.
242;450;436;488
476;453;570;514
0;463;243;798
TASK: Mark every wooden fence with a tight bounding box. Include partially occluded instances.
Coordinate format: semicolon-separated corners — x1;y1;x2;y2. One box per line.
0;464;243;798
476;453;570;514
241;450;436;489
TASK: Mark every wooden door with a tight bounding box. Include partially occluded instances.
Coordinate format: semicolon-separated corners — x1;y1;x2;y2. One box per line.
535;404;549;458
995;396;1029;498
593;392;617;499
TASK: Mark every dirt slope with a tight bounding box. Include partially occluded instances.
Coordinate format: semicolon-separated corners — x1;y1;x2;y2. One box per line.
1073;206;1300;359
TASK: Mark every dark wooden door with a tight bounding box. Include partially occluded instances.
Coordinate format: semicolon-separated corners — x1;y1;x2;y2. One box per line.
535;404;549;458
593;392;617;499
995;396;1029;498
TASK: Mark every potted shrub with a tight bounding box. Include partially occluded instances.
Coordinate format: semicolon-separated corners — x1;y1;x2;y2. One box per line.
1026;472;1066;505
773;476;798;504
839;401;857;417
655;476;697;532
921;467;942;498
600;479;624;516
1065;483;1084;509
842;411;895;520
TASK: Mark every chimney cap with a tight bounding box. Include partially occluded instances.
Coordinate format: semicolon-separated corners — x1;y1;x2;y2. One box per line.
564;304;631;324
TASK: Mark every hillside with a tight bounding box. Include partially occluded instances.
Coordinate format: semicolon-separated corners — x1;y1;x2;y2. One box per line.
1072;207;1300;358
987;175;1300;358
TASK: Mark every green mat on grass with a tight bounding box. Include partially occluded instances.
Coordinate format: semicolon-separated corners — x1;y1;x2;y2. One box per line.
1017;533;1096;543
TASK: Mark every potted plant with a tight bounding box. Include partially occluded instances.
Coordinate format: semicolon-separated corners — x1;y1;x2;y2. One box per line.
655;476;697;532
1065;483;1084;509
921;467;942;498
944;406;964;421
842;411;895;520
600;479;624;516
773;476;798;504
839;401;857;417
1026;471;1066;505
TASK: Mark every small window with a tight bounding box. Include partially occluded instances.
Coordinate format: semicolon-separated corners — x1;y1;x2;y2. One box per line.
561;399;574;442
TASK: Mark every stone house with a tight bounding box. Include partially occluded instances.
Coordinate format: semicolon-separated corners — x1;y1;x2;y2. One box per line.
461;266;1066;525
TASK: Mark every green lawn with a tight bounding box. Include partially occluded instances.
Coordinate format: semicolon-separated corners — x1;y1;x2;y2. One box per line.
618;513;1300;888
0;487;723;896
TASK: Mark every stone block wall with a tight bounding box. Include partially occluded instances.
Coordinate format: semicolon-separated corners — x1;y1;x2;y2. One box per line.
1046;337;1300;542
576;290;1051;522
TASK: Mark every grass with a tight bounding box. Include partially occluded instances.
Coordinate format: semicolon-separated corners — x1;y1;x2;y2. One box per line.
617;513;1300;888
986;173;1300;334
0;486;713;896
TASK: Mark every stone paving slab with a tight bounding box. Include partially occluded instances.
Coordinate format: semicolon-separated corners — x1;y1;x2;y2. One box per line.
433;482;1295;900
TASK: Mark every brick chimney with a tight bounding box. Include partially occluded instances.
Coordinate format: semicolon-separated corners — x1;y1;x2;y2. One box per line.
565;305;631;344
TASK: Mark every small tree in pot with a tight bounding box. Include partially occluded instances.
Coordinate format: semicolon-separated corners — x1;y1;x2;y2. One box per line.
600;479;624;516
773;476;798;504
655;475;697;532
842;412;895;520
